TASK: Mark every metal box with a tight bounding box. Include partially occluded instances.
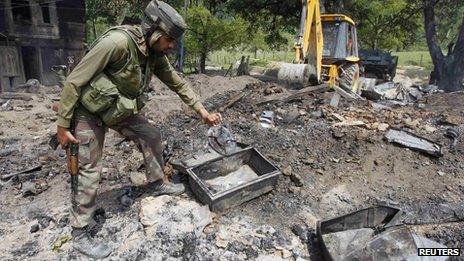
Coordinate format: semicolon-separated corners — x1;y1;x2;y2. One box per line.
186;147;281;211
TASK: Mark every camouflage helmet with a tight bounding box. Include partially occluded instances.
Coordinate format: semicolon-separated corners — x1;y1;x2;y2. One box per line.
141;1;186;40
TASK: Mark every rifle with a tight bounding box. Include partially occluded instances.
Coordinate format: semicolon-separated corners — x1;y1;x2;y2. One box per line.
50;56;79;177
67;122;79;176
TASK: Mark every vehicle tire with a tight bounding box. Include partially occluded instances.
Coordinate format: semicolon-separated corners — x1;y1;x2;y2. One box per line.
339;63;360;92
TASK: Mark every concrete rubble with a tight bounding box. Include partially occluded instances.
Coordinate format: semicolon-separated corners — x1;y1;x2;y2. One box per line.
139;195;214;237
359;76;442;105
0;72;462;259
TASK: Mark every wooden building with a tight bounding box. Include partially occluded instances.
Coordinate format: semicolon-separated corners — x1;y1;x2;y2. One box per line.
0;0;85;92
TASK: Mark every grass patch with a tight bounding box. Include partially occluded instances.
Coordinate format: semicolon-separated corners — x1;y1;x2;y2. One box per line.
392;51;432;69
209;49;293;68
208;50;434;71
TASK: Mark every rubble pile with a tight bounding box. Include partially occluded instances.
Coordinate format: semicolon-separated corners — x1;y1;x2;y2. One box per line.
0;73;463;259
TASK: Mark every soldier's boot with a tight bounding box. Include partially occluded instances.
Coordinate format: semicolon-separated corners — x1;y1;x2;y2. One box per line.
151;180;185;196
72;227;111;259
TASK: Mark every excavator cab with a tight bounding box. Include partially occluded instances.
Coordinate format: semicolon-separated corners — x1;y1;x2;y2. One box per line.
321;14;359;62
320;14;360;91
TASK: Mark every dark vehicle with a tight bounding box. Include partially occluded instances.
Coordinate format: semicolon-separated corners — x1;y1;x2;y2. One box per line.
360;49;398;82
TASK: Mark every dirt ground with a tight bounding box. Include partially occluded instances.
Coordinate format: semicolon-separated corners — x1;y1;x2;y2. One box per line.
0;70;463;260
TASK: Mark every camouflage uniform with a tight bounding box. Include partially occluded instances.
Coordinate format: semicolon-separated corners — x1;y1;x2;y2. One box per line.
57;25;205;228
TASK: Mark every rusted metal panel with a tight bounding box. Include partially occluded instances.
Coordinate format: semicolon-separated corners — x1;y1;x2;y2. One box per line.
385;128;443;157
0;2;6;33
0;46;23;92
317;206;448;261
0;46;22;76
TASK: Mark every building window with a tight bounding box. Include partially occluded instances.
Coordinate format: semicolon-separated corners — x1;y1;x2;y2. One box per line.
40;2;51;23
12;0;32;25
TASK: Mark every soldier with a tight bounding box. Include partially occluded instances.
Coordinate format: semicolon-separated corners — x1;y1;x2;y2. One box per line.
56;1;221;258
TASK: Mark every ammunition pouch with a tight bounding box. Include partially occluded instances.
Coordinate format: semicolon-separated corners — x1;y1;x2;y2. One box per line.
80;72;145;126
100;95;137;126
80;73;119;113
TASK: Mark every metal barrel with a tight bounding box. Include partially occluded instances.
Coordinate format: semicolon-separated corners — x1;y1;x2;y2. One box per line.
277;62;318;85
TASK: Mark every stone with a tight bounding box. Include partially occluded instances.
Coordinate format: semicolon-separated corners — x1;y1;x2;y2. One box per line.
22;179;49;197
120;194;134;207
290;174;304;187
275;108;287;115
404;118;420;128
38;216;53;229
378;123;389;131
38;155;53;163
370;122;380;130
57;216;70;228
283;108;300;123
0;148;15;157
52;235;73;251
261;237;274;250
220;251;239;261
437;171;446;177
302;157;316;165
332;129;345;139
216;239;229;249
282;166;292;176
257;225;276;235
30;224;39;233
291;224;308;242
424;124;437;133
310;109;324;119
288;186;300;194
139;195;214;237
264;85;283;95
227;240;247;253
281;249;292;259
129;171;147;186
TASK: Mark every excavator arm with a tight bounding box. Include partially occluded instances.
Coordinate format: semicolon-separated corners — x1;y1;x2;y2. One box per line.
279;0;323;85
295;0;323;73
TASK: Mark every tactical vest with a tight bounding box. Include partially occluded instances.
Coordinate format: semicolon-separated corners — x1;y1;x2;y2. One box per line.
79;27;151;126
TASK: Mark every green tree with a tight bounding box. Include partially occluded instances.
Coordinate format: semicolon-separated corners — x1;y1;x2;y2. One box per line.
423;0;464;92
343;0;422;50
185;5;248;73
242;29;269;59
227;0;427;51
85;0;109;40
85;0;153;42
431;0;464;47
227;0;300;48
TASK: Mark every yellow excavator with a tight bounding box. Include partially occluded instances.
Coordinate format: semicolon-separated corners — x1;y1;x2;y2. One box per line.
278;0;360;93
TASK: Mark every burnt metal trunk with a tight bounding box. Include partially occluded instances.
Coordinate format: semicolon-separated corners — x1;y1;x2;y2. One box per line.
185;147;281;212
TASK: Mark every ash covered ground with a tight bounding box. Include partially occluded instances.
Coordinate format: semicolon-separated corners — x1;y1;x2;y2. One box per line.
0;72;463;260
